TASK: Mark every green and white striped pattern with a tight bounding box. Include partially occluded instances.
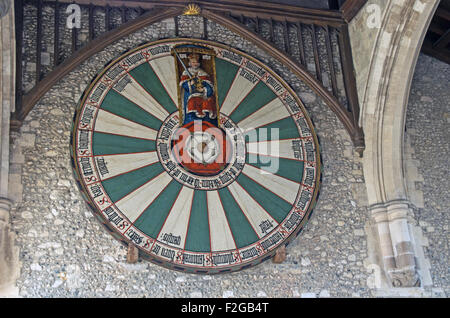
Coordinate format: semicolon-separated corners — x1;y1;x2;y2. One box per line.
71;39;321;274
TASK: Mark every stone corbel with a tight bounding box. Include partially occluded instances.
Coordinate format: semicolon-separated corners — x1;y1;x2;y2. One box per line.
0;198;12;226
0;198;20;294
369;200;420;287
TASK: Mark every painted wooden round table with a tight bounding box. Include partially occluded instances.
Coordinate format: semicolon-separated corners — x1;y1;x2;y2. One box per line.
71;39;321;274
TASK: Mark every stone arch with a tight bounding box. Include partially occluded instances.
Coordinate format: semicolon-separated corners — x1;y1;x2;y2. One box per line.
355;0;439;287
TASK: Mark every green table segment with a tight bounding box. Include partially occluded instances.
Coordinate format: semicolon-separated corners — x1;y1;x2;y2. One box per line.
71;38;321;274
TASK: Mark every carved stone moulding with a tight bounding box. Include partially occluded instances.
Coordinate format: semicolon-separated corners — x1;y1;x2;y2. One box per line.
0;0;10;19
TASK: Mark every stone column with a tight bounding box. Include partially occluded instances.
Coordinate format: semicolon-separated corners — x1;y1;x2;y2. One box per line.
348;0;439;288
0;198;19;295
369;200;419;287
0;0;19;296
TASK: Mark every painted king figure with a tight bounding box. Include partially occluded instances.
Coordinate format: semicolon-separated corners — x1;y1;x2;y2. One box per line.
171;45;231;177
179;53;218;126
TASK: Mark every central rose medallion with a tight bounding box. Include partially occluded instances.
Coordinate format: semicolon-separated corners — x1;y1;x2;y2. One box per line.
157;112;246;190
172;120;232;176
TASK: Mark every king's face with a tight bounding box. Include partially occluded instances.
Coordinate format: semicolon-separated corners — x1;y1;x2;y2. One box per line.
189;60;201;70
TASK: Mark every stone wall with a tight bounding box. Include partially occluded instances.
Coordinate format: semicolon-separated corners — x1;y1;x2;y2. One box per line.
7;6;448;297
8;11;375;297
403;53;449;297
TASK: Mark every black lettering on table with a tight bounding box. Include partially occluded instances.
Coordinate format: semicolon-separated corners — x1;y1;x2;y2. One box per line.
90;184;103;199
296;190;311;211
78;130;90;150
292;140;303;160
241;247;259;260
260;232;283;251
103;207;123;226
183;253;204;265
283;94;301;113
201;180;214;189
158;143;169;161
229;168;237;177
240;69;258;84
172;169;181;178
232;161;245;171
296;117;311;136
266;76;282;92
126;229;143;245
221;51;243;64
212;253;235;266
158;118;177;141
164;160;176;172
161;233;181;246
284;211;301;231
96;157;109;177
304;167;315;187
160;127;172;141
304;140;315;162
152;244;161;255
106;66;123;80
80;157;93;176
186;176;194;185
213;179;221;188
259;219;274;234
90;83;107;103
80;106;95;127
125;52;144;66
113;75;131;93
165;118;178;130
219;172;233;184
245;60;267;78
148;45;170;56
161;247;175;261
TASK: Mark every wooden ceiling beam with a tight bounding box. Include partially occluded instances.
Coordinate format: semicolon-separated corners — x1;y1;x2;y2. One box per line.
433;29;450;49
12;0;367;151
201;9;361;147
435;6;450;21
339;0;368;23
421;39;450;68
422;1;450;64
41;0;360;27
11;6;183;128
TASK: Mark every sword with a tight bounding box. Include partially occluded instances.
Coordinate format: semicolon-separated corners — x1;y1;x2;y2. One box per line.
174;49;193;78
174;49;203;91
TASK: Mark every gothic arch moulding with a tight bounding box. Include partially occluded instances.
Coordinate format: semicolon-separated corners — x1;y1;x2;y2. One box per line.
354;0;439;287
